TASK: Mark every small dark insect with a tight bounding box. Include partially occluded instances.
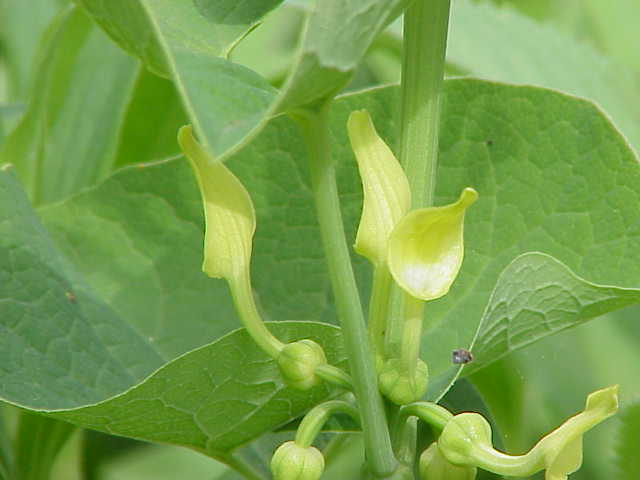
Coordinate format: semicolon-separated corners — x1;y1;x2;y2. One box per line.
452;348;473;364
65;291;77;303
486;139;493;146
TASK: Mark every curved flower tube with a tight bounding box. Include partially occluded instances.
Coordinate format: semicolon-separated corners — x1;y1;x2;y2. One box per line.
178;126;284;358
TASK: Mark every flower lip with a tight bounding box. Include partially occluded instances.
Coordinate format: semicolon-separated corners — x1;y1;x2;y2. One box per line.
388;187;478;300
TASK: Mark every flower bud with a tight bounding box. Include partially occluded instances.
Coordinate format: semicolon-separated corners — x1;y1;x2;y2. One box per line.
437;412;492;467
419;443;477;480
388;188;477;301
378;358;428;405
277;340;327;390
270;441;324;480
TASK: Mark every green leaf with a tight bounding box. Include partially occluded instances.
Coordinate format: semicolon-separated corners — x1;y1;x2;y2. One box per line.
1;166;345;454
75;0;277;159
275;0;409;112
112;67;188;168
49;322;344;456
464;252;640;375
0;166;164;408
445;0;640;153
38;158;240;359
0;6;138;204
615;402;640;479
193;0;283;25
381;0;640;154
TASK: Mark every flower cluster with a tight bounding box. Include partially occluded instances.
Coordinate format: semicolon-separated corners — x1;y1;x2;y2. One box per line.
180;111;618;480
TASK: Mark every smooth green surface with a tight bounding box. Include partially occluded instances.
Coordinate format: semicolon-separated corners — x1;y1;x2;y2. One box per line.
616;402;640;479
582;0;640;70
77;0;277;159
99;443;229;480
0;6;138;204
194;0;283;25
113;66;188;168
465;253;640;375
0;0;65;100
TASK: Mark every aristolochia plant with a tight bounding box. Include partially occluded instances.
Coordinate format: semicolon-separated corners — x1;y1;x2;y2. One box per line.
179;106;618;479
1;1;638;480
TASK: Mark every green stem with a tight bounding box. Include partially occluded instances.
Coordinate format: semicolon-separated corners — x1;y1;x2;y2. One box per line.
368;266;393;367
315;364;353;390
295;104;397;477
229;273;284;359
399;294;424;378
295;400;360;448
386;0;452;368
399;0;451;207
14;412;75;480
399;402;453;432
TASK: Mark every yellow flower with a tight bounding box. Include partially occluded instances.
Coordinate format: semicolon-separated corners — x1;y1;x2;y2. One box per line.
177;125;255;282
388;188;477;301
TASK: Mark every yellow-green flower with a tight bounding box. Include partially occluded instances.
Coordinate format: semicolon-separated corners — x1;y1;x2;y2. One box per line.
437;385;618;480
178;125;255;282
348;109;411;266
388;188;477;301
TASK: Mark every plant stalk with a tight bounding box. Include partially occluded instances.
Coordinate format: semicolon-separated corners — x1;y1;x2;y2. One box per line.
229;273;285;359
385;0;452;364
399;0;451;207
295;104;397;477
368;266;393;367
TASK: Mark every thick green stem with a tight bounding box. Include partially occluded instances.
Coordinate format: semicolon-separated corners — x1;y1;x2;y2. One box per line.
386;0;452;364
229;273;284;359
296;104;397;477
295;400;360;448
399;0;451;207
368;266;393;367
